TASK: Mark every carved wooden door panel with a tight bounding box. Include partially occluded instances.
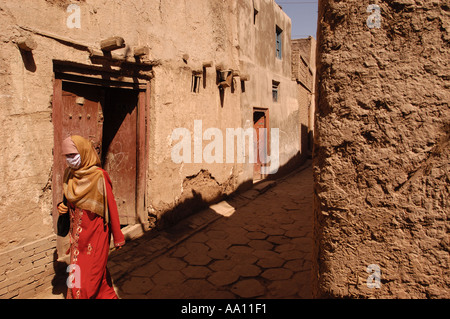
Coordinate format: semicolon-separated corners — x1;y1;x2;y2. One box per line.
61;81;104;152
101;88;138;225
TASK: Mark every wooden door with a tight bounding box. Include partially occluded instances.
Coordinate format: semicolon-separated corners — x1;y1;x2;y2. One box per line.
102;88;138;225
53;80;140;227
61;81;104;151
52;81;104;224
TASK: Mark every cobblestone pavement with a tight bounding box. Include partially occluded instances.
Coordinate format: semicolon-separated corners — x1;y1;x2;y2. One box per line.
34;160;313;299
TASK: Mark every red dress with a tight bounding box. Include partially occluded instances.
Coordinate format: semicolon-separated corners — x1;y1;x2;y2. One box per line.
66;169;125;299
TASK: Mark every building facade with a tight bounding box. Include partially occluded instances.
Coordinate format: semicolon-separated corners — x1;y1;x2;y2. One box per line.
0;0;313;298
292;36;316;158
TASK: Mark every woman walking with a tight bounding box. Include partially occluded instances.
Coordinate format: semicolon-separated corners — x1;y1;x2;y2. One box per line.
57;135;125;299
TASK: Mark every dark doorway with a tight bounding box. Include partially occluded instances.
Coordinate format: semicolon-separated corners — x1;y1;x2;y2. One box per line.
101;88;138;225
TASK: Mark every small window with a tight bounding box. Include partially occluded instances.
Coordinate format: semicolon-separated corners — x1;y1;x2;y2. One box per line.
272;80;280;102
276;25;283;59
191;74;201;93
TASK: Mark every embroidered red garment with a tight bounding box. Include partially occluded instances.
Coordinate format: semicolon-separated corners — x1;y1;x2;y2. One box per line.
67;169;125;299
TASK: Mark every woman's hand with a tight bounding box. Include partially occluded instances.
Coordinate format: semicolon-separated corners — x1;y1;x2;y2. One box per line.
58;202;68;215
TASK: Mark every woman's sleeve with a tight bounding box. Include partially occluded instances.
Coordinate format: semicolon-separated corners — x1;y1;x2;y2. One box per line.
103;170;126;248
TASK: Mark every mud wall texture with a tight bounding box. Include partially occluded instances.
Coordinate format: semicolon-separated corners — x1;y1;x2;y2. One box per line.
313;0;449;298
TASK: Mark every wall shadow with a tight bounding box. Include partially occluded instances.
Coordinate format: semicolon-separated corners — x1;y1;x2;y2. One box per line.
108;152;313;299
50;250;68;298
100;88;139;165
19;49;36;72
136;149;309;235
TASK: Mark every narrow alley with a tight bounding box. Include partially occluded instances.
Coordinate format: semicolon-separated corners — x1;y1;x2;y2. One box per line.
36;161;313;299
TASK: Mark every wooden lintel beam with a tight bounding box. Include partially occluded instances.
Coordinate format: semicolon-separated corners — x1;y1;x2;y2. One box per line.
88;47;158;67
100;36;125;51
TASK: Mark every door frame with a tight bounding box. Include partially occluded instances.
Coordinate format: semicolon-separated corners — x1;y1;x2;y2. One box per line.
52;76;149;232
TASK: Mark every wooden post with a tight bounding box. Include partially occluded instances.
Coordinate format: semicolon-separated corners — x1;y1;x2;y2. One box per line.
17;37;37;51
137;90;147;228
100;36;125;51
52;79;63;233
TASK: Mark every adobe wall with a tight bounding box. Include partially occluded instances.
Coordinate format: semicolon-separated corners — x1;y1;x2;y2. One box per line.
148;0;300;224
135;0;244;225
0;0;303;297
237;0;302;180
0;0;242;297
313;0;449;298
0;0;243;247
292;37;316;156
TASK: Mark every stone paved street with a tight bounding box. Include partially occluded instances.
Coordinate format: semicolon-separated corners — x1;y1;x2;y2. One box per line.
33;160;313;299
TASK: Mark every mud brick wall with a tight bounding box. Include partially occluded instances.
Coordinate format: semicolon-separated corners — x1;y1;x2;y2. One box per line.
292;39;314;92
313;0;449;298
0;235;57;298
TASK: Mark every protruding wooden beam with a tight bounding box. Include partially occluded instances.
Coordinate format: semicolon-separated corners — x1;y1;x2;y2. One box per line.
88;48;104;58
240;74;250;81
203;61;213;68
134;46;149;57
100;36;125;51
215;63;225;71
17;37;37;51
89;47;134;64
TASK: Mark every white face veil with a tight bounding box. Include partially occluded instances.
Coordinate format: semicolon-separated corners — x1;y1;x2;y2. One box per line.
66;154;81;169
62;136;81;169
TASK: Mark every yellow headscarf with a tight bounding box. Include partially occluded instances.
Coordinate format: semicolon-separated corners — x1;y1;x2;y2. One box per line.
63;135;109;223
